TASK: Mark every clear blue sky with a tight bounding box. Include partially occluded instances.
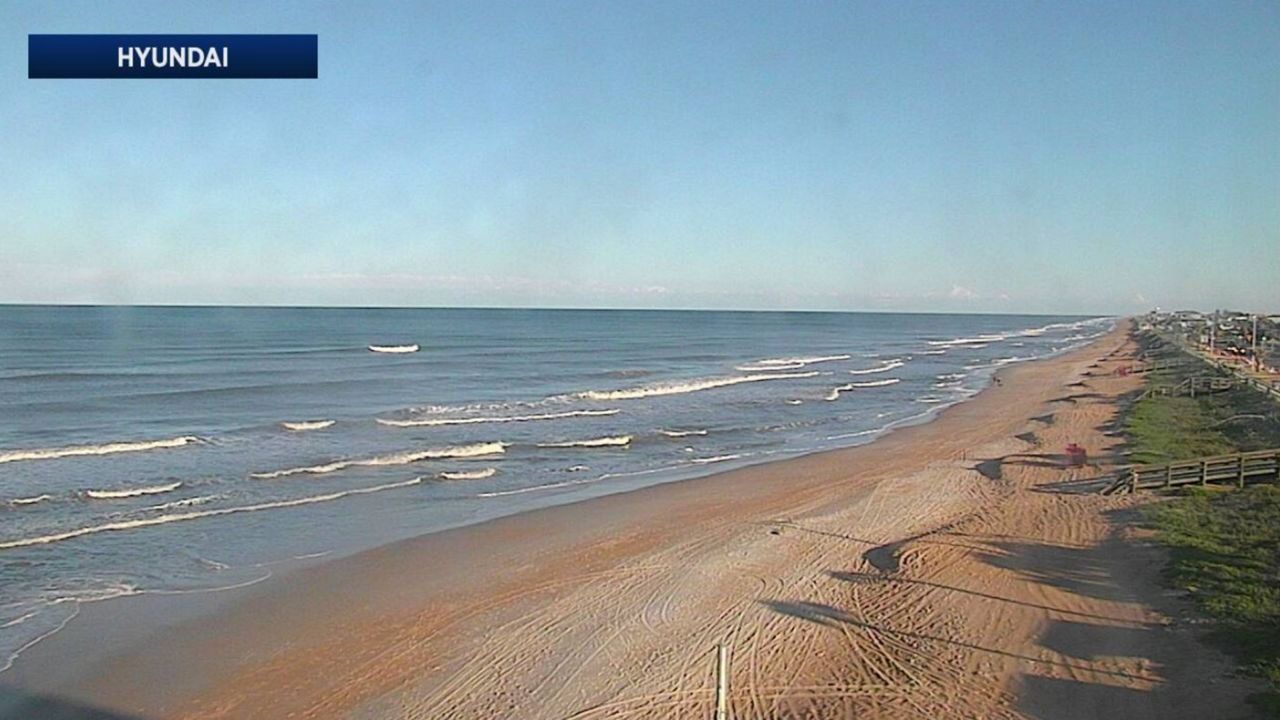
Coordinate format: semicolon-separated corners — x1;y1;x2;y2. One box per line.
2;1;1277;313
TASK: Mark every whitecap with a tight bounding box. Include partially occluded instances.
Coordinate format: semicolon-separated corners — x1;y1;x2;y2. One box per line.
86;481;182;500
439;467;498;481
378;408;619;428
579;371;818;401
8;494;52;506
826;377;901;401
848;359;905;375
477;478;594;498
0;436;199;464
736;354;850;371
851;378;901;388
281;420;335;431
0;478;423;551
689;454;742;465
251;442;506;479
537;435;632;448
659;429;708;437
926;334;1004;347
368;344;419;353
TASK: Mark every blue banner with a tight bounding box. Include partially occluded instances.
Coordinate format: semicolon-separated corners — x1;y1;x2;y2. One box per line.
29;34;317;79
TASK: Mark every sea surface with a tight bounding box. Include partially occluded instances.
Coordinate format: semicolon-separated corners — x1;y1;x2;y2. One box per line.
0;306;1112;669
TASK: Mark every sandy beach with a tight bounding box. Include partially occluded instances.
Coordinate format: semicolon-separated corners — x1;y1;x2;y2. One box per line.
5;323;1259;719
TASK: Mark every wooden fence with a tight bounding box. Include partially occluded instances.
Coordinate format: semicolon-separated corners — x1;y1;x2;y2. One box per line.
1138;375;1236;400
1100;449;1280;495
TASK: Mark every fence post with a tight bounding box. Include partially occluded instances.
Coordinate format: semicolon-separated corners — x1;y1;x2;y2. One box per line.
1238;455;1246;488
715;643;729;720
1165;464;1172;488
1200;460;1207;486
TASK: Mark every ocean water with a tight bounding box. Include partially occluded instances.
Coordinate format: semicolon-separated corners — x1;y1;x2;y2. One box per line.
0;306;1112;669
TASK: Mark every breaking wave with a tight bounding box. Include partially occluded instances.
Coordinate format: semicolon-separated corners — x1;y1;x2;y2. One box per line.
282;420;335;431
143;494;219;512
689;454;741;465
0;478;423;551
850;378;901;388
368;344;419;353
251;442;506;479
378;408;619;428
736;354;850;371
476;478;594;498
8;495;51;506
848;359;905;375
579;371;819;401
86;481;182;500
926;334;1004;347
538;435;632;448
0;436;199;464
660;429;708;437
827;377;902;400
439;468;498;481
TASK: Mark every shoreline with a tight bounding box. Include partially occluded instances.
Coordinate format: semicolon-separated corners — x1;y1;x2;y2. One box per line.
7;322;1254;719
0;333;1052;687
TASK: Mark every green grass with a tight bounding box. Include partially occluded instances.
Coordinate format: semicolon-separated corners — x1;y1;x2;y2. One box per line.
1127;331;1280;715
1126;395;1235;464
1146;486;1280;716
1123;333;1280;464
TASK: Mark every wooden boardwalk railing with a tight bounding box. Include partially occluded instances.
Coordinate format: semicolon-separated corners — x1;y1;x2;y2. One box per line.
1100;449;1280;495
1138;375;1236;400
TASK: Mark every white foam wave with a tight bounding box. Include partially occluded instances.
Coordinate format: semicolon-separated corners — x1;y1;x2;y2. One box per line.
689;454;741;465
827;377;902;400
825;428;884;441
368;344;419;353
660;429;708;437
0;478;423;551
0;436;199;464
439;467;498;481
251;442;506;479
378;408;619;428
921;349;947;355
9;494;51;506
143;494;219;512
538;435;632;448
736;354;850;371
477;478;594;498
926;334;1004;347
785;399;804;405
848;359;905;375
853;378;901;387
282;420;335;431
579;371;819;401
86;481;182;500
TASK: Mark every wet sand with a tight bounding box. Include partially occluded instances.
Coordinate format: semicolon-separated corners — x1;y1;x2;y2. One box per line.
4;322;1259;718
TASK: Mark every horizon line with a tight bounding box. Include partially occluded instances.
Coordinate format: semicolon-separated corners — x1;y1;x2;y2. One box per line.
0;301;1127;318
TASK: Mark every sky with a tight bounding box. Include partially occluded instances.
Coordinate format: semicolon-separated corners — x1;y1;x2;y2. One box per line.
1;1;1277;314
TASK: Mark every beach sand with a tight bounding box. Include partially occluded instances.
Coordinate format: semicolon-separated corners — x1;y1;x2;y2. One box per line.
6;322;1260;718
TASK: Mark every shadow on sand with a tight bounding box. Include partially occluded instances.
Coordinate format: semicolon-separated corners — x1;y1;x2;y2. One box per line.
757;503;1251;719
0;686;143;720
